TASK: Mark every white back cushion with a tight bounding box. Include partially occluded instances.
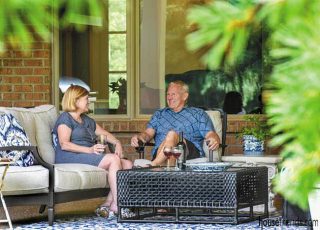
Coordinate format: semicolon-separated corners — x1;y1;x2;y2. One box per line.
203;110;223;161
30;105;58;164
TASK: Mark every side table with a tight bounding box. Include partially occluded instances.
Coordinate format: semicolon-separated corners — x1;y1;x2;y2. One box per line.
222;154;281;213
0;159;13;230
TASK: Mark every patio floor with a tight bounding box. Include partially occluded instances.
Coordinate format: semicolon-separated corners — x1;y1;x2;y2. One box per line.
11;212;309;230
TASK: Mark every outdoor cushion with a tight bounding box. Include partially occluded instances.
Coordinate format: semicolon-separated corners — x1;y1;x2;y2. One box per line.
0;107;37;146
54;164;108;192
30;105;58;164
0;113;34;166
0;165;49;195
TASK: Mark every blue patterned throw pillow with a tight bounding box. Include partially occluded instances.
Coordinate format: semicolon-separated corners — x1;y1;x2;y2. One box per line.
0;113;35;167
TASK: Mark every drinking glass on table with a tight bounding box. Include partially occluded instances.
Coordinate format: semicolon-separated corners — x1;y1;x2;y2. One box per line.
95;134;107;154
206;140;213;162
163;146;172;170
172;146;183;170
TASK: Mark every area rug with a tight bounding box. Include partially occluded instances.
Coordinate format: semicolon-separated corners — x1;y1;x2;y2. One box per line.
14;215;309;230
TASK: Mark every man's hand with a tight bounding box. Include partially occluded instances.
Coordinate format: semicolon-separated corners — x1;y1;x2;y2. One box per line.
131;134;140;147
131;134;146;147
205;131;220;151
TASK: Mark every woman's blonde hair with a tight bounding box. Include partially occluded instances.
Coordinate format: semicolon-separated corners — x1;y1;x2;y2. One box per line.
61;85;89;112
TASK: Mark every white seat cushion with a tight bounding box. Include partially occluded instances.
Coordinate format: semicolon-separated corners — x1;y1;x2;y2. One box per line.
54;164;108;192
0;165;49;195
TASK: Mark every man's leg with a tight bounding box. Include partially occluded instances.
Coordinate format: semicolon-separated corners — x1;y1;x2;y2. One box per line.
151;130;178;166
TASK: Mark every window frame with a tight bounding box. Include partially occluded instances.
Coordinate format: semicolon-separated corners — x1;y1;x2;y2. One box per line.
53;0;144;120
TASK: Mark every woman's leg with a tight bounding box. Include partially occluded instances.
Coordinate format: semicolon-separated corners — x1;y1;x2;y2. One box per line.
98;153;122;213
102;159;132;207
121;158;133;169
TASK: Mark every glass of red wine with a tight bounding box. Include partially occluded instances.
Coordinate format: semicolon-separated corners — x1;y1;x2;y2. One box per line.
172;146;183;169
163;146;172;170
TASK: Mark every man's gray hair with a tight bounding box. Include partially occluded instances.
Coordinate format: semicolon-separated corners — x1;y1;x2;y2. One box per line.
168;80;189;93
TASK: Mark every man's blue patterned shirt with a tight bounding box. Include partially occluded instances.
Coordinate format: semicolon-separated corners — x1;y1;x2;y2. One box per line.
147;107;214;156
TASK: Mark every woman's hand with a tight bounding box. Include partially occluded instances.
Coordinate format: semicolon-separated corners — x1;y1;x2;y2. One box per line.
114;141;123;158
91;144;106;154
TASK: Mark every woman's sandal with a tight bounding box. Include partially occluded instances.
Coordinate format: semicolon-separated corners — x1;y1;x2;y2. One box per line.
95;206;110;218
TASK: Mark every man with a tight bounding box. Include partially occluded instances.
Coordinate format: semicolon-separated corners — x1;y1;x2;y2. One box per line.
131;80;220;166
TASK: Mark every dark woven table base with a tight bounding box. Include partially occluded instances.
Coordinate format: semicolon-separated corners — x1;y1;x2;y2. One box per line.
117;167;269;224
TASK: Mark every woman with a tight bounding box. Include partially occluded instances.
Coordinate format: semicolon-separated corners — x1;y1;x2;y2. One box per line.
52;85;132;218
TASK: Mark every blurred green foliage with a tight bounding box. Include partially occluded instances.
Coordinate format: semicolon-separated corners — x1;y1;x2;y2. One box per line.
187;0;320;209
0;0;103;52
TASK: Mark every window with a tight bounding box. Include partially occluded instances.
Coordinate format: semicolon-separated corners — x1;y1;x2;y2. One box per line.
138;0;265;116
56;0;265;118
59;0;130;115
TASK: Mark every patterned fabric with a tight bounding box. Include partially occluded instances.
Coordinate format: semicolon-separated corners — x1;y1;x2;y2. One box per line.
0;113;34;167
147;107;214;157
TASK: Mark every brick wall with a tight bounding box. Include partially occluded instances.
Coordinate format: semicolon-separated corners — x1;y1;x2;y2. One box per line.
0;41;51;107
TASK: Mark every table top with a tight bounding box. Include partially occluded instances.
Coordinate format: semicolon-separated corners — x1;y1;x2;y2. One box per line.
121;165;267;174
221;154;281;164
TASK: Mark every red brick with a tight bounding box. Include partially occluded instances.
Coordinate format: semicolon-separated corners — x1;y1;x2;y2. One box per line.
43;43;51;49
227;145;243;155
14;68;33;75
3;59;23;66
14;51;32;58
0;68;14;75
13;101;34;107
0;101;13;107
34;101;48;106
44;60;51;66
2;76;22;83
33;68;50;75
0;85;13;92
24;60;43;66
34;85;50;92
23;76;44;84
44;76;51;83
3;93;22;100
25;93;44;100
44;93;51;101
33;50;50;58
14;85;33;92
119;121;129;131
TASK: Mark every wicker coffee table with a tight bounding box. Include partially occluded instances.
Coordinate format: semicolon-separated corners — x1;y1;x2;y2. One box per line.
117;166;268;224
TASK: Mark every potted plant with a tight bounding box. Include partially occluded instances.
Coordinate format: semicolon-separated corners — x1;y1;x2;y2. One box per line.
109;78;127;113
237;115;270;156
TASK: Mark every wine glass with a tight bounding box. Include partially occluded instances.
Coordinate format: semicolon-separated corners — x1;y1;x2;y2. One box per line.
172;146;183;169
163;146;172;170
96;135;107;154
